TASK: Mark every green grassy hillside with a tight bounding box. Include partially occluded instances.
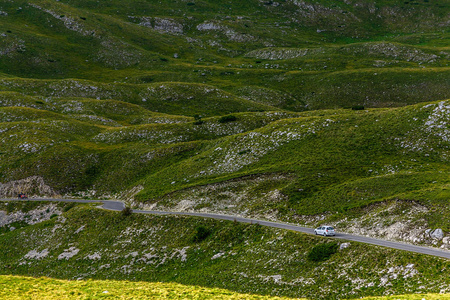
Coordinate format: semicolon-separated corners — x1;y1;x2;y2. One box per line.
1;99;449;229
1;202;450;299
0;0;448;112
1;1;450;298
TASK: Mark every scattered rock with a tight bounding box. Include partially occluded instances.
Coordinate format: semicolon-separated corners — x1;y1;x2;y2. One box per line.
443;237;450;244
134;16;183;34
24;249;49;260
339;243;350;250
211;252;225;260
430;229;444;240
0;203;62;227
58;247;80;260
74;225;85;234
86;252;102;260
154;17;183;34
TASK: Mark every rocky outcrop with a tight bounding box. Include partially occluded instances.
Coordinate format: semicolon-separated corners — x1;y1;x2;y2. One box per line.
429;229;444;240
196;21;256;43
0;203;62;227
245;47;321;60
0;176;58;198
131;16;184;34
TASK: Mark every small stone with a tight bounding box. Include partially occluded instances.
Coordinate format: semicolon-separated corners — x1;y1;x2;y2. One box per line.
431;229;444;240
339;243;350;250
443;237;450;244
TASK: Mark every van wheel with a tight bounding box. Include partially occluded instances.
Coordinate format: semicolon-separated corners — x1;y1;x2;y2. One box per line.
323;232;327;237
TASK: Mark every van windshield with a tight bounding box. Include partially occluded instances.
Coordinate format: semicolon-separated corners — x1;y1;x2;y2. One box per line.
327;227;334;230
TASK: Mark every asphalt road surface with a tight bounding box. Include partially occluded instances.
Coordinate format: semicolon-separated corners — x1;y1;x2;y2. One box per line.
3;198;450;260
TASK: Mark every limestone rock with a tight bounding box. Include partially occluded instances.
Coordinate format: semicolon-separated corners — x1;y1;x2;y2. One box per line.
0;176;58;198
0;203;62;227
339;242;350;250
430;229;444;240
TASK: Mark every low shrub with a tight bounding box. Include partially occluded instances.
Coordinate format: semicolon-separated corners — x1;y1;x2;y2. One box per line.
193;114;204;125
218;115;237;123
351;105;365;110
191;225;211;243
307;242;338;262
121;207;133;217
63;203;77;212
140;76;154;83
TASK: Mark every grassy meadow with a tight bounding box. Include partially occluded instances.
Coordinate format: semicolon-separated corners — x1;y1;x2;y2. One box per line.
0;275;297;300
1;202;450;299
1;0;450;299
2;275;450;300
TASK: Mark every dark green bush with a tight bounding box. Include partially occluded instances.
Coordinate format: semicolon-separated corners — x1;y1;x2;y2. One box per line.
238;149;251;155
121;206;133;217
307;242;338;262
193;114;204;125
63;203;77;212
351;105;365;110
191;225;211;243
140;76;154;83
218;115;237;123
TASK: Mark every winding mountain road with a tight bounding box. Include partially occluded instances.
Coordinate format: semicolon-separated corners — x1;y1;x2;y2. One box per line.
3;198;450;260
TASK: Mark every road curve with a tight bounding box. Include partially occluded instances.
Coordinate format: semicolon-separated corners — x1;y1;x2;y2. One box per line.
2;198;450;260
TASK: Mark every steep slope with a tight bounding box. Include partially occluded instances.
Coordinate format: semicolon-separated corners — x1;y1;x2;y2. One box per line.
1;99;449;233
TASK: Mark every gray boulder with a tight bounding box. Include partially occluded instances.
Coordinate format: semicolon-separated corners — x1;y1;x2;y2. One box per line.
430;229;444;240
339;242;351;250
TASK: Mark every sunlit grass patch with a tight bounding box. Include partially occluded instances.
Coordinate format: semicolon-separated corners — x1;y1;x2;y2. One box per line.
0;275;299;300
